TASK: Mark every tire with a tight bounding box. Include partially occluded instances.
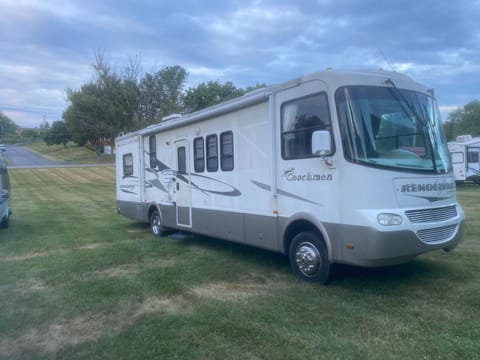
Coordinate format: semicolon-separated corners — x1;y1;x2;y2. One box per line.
289;231;334;284
149;209;163;237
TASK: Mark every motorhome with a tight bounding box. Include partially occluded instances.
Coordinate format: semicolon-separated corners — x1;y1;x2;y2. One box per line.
116;69;464;283
448;134;480;184
0;156;11;229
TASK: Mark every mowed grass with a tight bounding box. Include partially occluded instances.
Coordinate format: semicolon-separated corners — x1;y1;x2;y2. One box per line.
0;168;479;359
24;141;114;164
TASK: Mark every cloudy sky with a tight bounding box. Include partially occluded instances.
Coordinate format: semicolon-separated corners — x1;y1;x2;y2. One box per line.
1;0;479;128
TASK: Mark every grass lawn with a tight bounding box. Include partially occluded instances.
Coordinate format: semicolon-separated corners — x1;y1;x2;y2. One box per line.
23;141;114;164
0;168;479;359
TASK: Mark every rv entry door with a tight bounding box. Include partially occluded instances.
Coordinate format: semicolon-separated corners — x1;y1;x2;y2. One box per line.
175;139;192;227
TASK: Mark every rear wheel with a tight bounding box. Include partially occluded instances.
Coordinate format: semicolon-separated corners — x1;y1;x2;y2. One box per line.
149;209;163;237
289;231;334;284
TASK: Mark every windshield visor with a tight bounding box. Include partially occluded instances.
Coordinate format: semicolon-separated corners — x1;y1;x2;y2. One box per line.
336;86;451;173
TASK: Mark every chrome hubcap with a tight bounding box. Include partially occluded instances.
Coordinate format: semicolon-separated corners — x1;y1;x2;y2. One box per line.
295;242;321;276
152;216;160;235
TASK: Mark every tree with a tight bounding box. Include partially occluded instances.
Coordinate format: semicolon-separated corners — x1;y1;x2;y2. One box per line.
20;129;39;139
442;119;456;141
44;120;71;148
63;54;140;155
0;112;17;138
245;83;267;92
62;52;266;149
39;119;50;130
160;65;188;116
138;65;188;124
183;81;245;113
138;73;162;124
444;100;480;141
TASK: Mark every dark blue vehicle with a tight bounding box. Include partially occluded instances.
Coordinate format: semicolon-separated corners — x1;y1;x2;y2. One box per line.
0;157;11;228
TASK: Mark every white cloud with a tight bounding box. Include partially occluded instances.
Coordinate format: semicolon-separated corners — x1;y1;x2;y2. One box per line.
0;63;40;80
439;105;460;113
2;110;33;127
0;0;82;18
186;63;253;87
209;3;303;41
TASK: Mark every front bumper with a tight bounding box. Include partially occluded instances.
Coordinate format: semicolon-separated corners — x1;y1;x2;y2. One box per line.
330;219;464;267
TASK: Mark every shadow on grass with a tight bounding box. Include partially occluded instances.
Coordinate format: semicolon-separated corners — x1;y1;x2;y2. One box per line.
124;222;152;235
127;223;460;288
332;257;460;290
179;234;289;272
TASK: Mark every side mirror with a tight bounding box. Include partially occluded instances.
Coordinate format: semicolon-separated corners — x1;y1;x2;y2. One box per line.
312;130;332;157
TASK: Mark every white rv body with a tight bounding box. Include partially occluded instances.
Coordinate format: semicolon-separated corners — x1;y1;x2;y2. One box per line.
448;135;480;184
116;70;464;282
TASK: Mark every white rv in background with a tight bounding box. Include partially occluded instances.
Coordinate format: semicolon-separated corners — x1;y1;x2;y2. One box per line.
116;70;464;283
448;135;480;184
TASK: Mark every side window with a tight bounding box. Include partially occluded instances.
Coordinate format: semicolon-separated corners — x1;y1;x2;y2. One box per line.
177;146;186;174
193;137;205;173
206;134;218;172
467;150;479;163
123;153;133;176
281;92;331;160
149;135;157;168
220;131;234;171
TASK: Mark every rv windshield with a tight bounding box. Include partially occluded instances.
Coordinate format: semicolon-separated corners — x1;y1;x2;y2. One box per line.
336;85;451;173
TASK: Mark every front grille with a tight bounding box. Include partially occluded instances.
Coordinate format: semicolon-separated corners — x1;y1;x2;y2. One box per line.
417;225;457;243
405;205;457;223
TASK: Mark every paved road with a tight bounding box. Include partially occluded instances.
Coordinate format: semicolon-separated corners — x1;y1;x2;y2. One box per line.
3;144;62;168
2;144;114;169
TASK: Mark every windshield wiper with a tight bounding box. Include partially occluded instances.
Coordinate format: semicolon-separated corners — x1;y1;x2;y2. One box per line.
384;78;438;172
384;79;421;123
395;163;425;168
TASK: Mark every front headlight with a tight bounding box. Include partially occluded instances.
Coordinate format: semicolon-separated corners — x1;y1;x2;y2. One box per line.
378;213;403;226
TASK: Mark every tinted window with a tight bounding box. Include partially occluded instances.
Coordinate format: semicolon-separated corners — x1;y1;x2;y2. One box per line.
149;135;157;168
220;131;234;171
123;153;133;176
193;137;205;173
281;93;331;159
177;146;186;174
206;134;218;172
467;150;479;163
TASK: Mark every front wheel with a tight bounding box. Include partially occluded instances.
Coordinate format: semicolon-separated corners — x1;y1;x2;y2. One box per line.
149;209;163;237
289;231;334;284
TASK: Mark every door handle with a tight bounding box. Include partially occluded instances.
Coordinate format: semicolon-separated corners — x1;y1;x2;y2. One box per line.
176;182;180;191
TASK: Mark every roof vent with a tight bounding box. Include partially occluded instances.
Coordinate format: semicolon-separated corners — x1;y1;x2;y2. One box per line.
456;134;473;143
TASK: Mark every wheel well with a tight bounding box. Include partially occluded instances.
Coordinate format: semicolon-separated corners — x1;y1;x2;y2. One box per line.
283;220;323;255
147;205;159;221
